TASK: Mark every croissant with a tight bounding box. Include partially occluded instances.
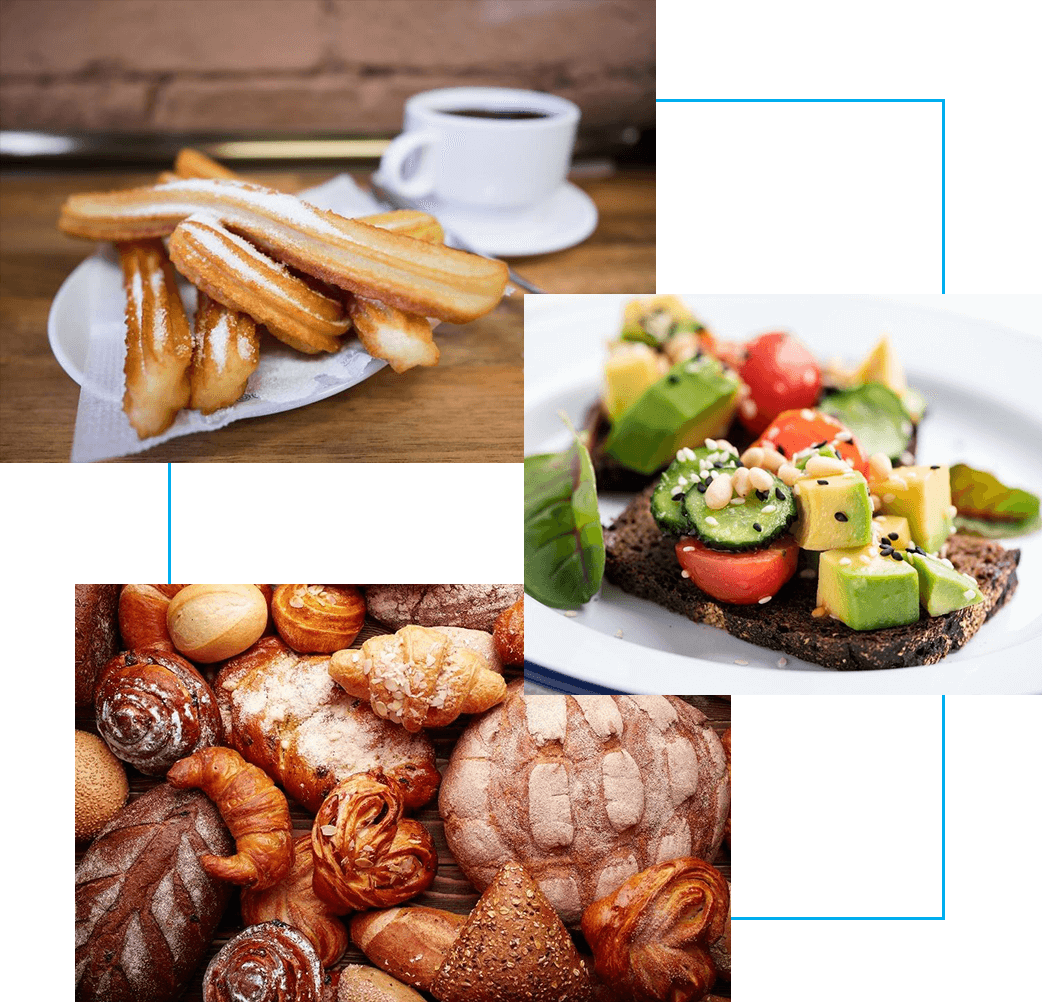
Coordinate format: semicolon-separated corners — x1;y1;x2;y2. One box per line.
329;625;506;732
94;649;223;775
580;857;731;1002
167;746;293;890
203;920;324;1002
311;771;437;913
118;584;178;650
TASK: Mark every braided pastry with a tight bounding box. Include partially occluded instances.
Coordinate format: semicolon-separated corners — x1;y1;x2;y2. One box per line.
328;625;506;732
580;857;731;1002
167;746;293;890
240;834;349;966
311;772;437;913
271;584;366;653
94;649;223;775
202;921;324;1002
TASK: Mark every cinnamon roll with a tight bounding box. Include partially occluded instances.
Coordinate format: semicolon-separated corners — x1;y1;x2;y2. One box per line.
311;772;437;913
202;921;324;1002
94;649;223;775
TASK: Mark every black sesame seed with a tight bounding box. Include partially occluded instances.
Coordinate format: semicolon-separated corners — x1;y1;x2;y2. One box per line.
775;487;786;501
755;489;769;502
887;532;899;540
930;465;940;470
753;522;762;532
835;511;848;522
812;440;827;449
891;550;904;561
697;482;708;493
776;444;786;456
714;461;725;468
817;479;828;485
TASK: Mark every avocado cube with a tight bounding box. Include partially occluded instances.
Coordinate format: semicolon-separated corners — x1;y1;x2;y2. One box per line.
603;342;666;421
872;514;911;551
872;465;954;553
792;471;873;550
621;295;699;346
903;549;985;617
604;356;739;475
818;544;920;631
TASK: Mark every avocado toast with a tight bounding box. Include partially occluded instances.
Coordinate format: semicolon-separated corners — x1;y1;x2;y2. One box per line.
603;483;1020;670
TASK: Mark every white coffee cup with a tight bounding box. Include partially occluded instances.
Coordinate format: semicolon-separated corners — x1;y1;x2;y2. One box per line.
377;87;580;210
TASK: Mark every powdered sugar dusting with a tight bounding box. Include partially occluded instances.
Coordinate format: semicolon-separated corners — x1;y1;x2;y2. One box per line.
208;311;231;370
147;266;169;349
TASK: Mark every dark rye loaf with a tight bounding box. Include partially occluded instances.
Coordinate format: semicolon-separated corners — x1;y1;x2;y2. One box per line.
603;486;1020;670
364;583;522;633
75;785;234;1002
75;584;121;706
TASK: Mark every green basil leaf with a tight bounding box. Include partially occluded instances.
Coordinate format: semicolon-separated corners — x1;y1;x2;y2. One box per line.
524;415;605;609
950;463;1040;530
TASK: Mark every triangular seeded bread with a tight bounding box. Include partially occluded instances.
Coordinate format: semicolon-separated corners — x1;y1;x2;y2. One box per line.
603;486;1020;670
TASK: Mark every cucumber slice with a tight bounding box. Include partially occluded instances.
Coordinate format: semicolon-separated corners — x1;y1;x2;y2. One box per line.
651;445;739;535
682;472;797;551
820;383;914;462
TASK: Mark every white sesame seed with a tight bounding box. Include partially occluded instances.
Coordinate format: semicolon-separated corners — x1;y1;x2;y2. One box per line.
777;657;788;667
963;589;975;600
681;570;690;578
682;545;695;552
801;408;815;420
729;497;746;505
734;659;749;665
758;595;772;604
615;628;625;638
839;557;851;565
762;504;776;513
563;610;578;617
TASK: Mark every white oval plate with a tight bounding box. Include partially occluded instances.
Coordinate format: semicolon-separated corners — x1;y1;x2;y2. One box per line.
525;294;1042;694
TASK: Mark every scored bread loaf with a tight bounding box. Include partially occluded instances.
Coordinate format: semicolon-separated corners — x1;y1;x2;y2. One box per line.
75;784;234;1002
75;584;121;706
364;584;522;632
440;687;729;924
214;636;440;812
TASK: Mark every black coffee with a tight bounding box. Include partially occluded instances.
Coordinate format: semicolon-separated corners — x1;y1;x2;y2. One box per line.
442;108;549;120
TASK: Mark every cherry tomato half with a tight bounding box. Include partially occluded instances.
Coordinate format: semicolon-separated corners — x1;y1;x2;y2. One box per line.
753;408;868;476
675;535;799;606
737;331;822;435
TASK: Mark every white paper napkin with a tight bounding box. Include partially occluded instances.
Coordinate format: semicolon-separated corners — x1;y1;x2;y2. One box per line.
70;175;395;462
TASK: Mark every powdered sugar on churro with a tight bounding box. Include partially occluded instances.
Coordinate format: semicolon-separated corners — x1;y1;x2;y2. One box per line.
147;266;169;349
208;311;231;370
179;217;332;321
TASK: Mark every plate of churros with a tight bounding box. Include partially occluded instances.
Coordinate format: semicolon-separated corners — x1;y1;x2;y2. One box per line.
52;149;509;458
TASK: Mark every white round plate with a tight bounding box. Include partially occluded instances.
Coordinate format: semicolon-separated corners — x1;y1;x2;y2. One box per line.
48;252;104;389
525;294;1042;694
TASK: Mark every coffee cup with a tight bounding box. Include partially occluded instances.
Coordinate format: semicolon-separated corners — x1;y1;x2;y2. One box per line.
377;87;580;210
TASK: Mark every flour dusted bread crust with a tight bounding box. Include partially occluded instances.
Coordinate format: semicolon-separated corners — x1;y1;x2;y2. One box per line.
75;584;121;706
214;636;439;812
440;688;729;924
76;784;234;1002
364;584;523;633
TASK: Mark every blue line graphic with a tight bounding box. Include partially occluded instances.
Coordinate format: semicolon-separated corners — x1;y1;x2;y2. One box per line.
167;463;172;585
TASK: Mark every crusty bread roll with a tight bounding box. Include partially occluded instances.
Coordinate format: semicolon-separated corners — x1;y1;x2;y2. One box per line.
439;687;729;923
167;583;268;662
272;583;366;653
492;598;523;666
75;584;121;706
364;584;522;633
350;907;464;991
338;965;426;1002
75;730;128;842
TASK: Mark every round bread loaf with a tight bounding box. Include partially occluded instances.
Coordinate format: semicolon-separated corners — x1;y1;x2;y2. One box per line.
75;584;121;706
439;688;729;923
75;730;128;842
364;584;522;633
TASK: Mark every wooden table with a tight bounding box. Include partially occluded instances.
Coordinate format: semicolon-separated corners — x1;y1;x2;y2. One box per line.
0;166;654;463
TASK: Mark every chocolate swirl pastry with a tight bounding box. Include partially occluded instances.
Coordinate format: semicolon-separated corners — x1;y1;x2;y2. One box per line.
581;857;731;1002
94;649;223;775
202;921;324;1002
311;772;437;913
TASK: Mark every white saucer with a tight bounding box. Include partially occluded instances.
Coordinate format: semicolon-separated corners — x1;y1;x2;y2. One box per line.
380;179;598;257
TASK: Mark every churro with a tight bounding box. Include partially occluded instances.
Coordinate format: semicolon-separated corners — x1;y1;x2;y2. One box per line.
190;291;259;414
348;297;439;373
169;213;350;354
118;241;192;438
174;147;239;180
58;178;507;323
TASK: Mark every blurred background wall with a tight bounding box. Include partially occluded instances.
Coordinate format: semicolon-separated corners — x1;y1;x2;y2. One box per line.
0;0;654;135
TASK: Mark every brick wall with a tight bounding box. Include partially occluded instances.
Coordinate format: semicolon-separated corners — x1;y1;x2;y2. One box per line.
0;0;654;134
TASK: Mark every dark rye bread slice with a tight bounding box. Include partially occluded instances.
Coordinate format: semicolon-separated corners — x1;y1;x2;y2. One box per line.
586;400;920;493
603;486;1020;670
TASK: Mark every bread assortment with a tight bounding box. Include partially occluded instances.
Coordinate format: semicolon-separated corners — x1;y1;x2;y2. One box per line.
75;585;729;1000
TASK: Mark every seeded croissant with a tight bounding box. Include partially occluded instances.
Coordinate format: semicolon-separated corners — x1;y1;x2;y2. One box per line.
329;624;506;732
